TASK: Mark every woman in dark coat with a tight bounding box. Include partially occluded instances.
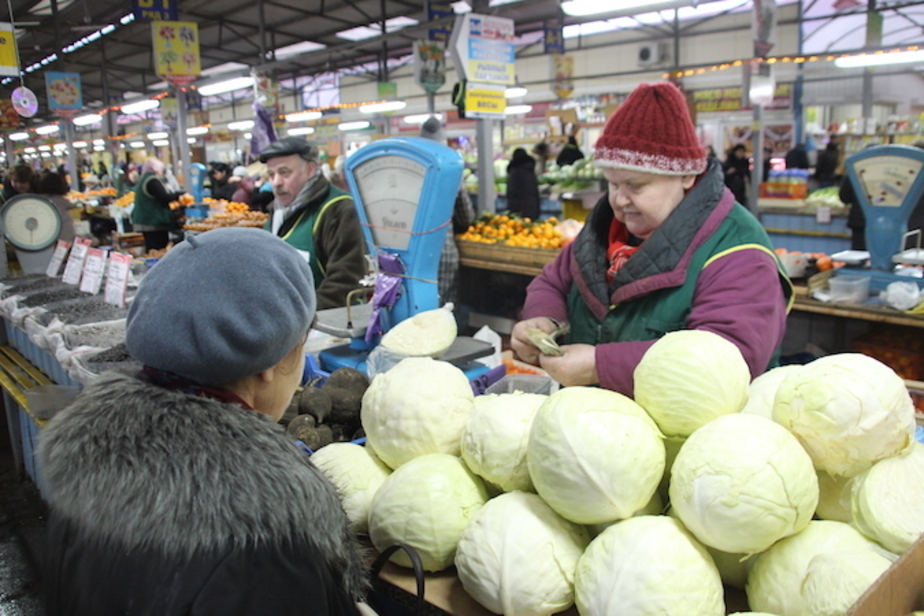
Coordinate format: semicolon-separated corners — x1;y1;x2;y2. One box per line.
723;144;750;208
506;147;541;220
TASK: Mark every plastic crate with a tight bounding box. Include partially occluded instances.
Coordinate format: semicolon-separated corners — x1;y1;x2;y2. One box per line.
484;373;554;396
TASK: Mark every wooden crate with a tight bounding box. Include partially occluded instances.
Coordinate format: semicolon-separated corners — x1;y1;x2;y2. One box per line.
457;241;560;277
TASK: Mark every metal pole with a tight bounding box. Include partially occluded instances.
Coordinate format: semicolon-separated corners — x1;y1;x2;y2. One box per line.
750;104;763;217
476;118;495;215
64;119;79;192
176;86;191;192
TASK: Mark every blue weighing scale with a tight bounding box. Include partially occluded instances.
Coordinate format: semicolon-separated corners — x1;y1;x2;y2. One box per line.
836;145;924;292
315;137;493;377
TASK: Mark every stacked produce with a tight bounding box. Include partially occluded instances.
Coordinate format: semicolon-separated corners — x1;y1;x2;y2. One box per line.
283;367;370;450
539;156;605;193
182;200;269;232
457;213;565;249
309;330;922;615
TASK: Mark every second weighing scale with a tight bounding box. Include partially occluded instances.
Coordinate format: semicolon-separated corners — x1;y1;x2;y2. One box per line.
0;194;63;275
316;136;492;375
837;144;924;292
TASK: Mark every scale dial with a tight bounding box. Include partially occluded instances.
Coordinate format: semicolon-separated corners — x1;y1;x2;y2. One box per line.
352;155;426;251
854;155;924;208
0;195;62;251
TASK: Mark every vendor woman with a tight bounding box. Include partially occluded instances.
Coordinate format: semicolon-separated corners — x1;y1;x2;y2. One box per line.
511;82;792;397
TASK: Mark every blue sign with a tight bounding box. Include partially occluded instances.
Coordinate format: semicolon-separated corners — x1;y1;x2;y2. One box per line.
132;0;178;22
544;21;564;55
428;1;454;42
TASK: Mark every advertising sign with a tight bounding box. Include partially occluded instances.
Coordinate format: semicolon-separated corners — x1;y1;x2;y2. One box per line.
0;23;19;77
449;13;515;86
152;21;201;86
544;21;564;55
414;40;447;94
132;0;178;22
428;1;454;42
45;72;82;117
551;54;574;100
463;83;506;120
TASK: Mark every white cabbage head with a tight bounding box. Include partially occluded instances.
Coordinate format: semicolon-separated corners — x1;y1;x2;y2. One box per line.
741;365;803;418
460;392;546;493
455;491;590;616
815;470;853;523
772;353;915;478
361;357;474;469
670;413;818;554
527;386;665;524
368;453;489;572
746;520;884;616
380;304;457;357
851;442;924;554
309;442;391;533
574;516;725;616
801;550;893;616
634;330;751;438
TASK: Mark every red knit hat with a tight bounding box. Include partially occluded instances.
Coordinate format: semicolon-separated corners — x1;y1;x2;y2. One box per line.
594;82;707;176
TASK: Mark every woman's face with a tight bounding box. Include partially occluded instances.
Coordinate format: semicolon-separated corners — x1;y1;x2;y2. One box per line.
256;337;306;421
10;176;31;193
603;168;695;239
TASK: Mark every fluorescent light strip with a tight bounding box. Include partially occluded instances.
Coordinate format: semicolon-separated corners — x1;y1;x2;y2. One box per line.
338;121;370;131
505;105;532;115
152;140;170;147
147;131;169;140
198;76;254;96
121;99;159;114
288;127;316;136
9;132;29;141
36;125;60;135
130;141;146;148
287;110;323;122
227;120;255;131
73;114;102;126
834;49;924;68
360;100;407;114
403;113;444;124
187;126;210;135
337;16;418;41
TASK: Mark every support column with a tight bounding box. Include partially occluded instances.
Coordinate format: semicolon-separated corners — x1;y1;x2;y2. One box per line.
476;118;495;214
175;87;191;192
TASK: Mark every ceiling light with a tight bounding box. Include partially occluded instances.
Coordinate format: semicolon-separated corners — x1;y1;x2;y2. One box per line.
72;141;87;148
9;132;29;141
271;40;326;60
187;126;209;135
338;121;371;131
53;142;67;149
198;76;254;96
36;124;60;135
360;100;407;114
286;110;323;122
505;85;528;99
187;137;197;144
26;147;38;153
505;104;532;115
72;113;102;126
288;127;316;136
121;99;159;114
561;0;690;16
130;141;146;148
244;132;252;139
200;62;249;77
403;113;444;124
40;152;50;157
147;131;169;140
152;139;170;147
337;16;418;42
93;138;104;145
227;120;255;131
834;49;924;68
93;145;104;151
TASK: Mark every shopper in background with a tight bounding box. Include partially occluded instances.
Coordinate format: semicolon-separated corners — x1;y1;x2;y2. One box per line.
784;143;810;170
260;136;367;310
419;116;476;308
722;143;750;208
813;139;841;188
231;164;256;205
762;145;774;183
511;82;790;397
533;140;551;176
207;162;237;201
556;135;585;167
506;147;541;220
1;164;36;204
131;157;185;253
38;228;368;616
35;171;78;244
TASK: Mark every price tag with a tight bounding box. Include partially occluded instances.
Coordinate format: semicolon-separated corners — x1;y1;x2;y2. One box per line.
79;248;108;295
45;240;72;277
61;237;93;285
816;205;832;224
104;252;133;308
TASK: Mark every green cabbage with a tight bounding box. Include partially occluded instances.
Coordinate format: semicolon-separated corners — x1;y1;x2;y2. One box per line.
801;550;892;616
361;357;474;469
380;304;457;358
772;353;915;478
455;491;590;616
368;453;489;572
527;387;665;524
574;516;725;616
741;365;803;419
670;413;818;554
634;330;750;438
309;442;391;533
851;442;924;554
460;392;546;493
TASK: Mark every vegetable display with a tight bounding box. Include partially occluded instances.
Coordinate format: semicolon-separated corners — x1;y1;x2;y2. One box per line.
309;442;390;533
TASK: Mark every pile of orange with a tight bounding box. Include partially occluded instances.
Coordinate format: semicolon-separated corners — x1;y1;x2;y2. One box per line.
458;214;563;250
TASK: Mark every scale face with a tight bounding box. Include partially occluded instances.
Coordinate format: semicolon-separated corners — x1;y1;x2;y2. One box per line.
351;155;427;251
0;195;62;251
853;155;924;208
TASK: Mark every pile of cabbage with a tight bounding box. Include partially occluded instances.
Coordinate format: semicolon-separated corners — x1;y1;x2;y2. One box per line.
310;330;922;616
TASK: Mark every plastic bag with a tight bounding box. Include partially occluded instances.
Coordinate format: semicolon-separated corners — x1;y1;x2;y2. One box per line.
880;281;922;311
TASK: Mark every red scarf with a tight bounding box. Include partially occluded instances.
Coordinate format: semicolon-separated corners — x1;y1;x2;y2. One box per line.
606;219;641;284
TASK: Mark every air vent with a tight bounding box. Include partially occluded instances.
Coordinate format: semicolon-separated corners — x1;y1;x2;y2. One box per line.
638;43;665;66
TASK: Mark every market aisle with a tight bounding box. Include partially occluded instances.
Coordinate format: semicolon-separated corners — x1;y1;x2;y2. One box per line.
0;430;45;616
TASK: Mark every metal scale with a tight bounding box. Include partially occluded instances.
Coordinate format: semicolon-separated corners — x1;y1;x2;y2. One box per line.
0;194;63;275
836;144;924;292
315;137;492;376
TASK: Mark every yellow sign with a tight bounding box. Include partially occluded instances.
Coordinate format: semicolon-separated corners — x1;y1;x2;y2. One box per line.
152;21;200;86
552;54;573;100
465;85;506;119
0;23;19;77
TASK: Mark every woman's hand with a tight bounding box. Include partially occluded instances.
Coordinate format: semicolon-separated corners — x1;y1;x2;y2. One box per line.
511;317;559;365
539;344;598;386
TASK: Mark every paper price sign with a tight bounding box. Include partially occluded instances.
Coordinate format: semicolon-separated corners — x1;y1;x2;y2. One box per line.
79;248;108;295
104;252;133;308
61;237;92;285
45;240;72;277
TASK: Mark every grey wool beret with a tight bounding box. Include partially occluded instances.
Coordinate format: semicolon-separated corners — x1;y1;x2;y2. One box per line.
126;227;316;386
258;136;320;164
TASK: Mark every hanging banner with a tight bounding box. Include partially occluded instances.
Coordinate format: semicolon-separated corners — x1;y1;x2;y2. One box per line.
0;23;19;77
0;99;21;128
428;1;454;42
414;40;446;95
544;21;564;55
45;72;83;117
253;72;279;109
132;0;177;21
551;54;574;100
160;97;177;130
752;0;777;58
152;21;201;86
449;13;515;86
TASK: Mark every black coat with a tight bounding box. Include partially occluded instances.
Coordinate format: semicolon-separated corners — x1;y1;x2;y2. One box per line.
39;371;368;616
506;153;541;220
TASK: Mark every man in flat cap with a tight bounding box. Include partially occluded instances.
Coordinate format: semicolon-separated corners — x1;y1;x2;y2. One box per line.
260;136;367;310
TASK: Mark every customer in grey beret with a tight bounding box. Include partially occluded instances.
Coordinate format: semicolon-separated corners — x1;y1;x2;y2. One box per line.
260;135;368;310
38;227;368;616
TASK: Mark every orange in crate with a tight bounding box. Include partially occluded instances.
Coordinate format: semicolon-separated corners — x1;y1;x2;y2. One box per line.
850;326;924;380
